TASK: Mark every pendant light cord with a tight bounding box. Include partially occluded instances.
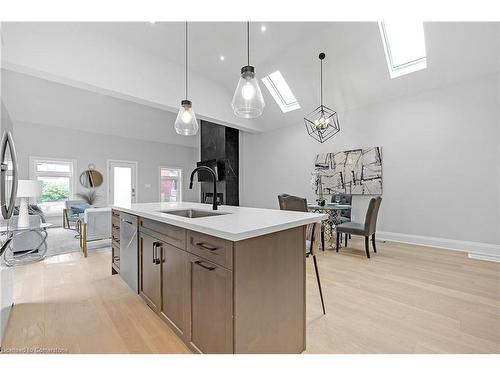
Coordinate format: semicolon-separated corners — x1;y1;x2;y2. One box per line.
185;21;188;100
320;58;323;107
247;21;250;66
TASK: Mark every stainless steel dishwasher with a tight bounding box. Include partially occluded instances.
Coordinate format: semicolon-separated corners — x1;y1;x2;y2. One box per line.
119;213;138;293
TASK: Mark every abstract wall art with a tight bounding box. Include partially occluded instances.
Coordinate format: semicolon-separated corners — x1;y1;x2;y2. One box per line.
313;147;382;196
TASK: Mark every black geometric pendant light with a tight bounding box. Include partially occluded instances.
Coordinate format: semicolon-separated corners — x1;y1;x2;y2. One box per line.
304;52;340;143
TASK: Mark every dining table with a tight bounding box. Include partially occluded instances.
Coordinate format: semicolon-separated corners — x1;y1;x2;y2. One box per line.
307;202;352;249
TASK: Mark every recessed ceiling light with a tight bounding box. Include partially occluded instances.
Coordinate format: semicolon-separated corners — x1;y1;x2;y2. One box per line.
220;55;225;61
261;25;267;32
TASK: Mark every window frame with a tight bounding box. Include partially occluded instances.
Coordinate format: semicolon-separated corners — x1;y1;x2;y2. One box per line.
159;166;183;203
261;70;301;113
378;21;427;79
29;156;77;217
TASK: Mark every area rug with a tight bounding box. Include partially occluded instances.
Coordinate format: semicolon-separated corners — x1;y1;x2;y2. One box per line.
44;227;111;258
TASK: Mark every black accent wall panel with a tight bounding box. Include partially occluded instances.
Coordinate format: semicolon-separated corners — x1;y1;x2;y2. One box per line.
200;120;239;206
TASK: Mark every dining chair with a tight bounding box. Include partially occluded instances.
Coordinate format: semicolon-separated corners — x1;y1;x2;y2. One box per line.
278;194;326;314
331;193;353;247
331;194;352;224
335;197;382;259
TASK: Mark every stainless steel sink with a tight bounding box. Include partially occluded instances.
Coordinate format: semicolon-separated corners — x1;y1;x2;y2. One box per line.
159;209;229;218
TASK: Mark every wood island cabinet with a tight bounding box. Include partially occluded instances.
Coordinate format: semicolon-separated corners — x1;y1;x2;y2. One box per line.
111;209;121;274
124;213;305;354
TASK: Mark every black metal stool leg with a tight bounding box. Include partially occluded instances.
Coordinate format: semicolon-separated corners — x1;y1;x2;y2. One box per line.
312;254;326;314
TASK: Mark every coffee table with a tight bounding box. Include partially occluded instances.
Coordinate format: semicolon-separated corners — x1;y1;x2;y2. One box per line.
0;223;53;266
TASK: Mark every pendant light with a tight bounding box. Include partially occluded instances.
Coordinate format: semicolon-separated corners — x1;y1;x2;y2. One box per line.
304;52;340;143
231;21;265;118
174;22;199;136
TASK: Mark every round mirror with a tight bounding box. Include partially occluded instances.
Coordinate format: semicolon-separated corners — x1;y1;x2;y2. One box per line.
80;165;103;188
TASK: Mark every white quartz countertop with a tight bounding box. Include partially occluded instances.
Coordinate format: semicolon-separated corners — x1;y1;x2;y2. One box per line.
110;202;327;242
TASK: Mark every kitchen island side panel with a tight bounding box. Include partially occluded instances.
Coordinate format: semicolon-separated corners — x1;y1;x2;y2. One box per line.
233;226;306;354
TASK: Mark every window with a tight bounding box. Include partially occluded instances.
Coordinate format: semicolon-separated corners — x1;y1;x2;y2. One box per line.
378;21;427;78
159;167;182;202
262;70;300;113
31;158;76;216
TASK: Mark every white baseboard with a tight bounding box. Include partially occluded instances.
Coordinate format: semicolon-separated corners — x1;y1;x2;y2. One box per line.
377;231;500;263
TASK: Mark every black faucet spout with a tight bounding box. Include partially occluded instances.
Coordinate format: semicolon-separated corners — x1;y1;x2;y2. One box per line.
189;166;218;210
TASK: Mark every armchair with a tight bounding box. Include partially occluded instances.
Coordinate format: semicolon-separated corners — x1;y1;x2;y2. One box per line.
63;200;89;229
80;207;112;257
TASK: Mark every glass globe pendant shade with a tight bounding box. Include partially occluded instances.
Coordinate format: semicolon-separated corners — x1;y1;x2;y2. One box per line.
231;66;265;118
174;100;199;136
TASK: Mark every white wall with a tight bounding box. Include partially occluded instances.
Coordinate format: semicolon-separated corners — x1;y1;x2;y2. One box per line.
241;74;500;250
13;121;200;205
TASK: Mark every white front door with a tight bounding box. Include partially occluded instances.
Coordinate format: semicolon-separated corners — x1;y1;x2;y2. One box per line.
108;160;137;206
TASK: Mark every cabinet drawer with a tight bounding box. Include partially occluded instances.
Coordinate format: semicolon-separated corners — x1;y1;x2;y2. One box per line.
187;231;233;270
139;218;186;249
112;230;120;249
112;217;120;230
112;209;120;219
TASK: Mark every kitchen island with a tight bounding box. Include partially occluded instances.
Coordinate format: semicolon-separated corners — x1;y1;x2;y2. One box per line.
111;202;326;354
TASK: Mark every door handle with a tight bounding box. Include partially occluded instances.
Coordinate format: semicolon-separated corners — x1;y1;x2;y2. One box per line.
195;260;216;271
121;219;133;225
153;242;157;264
153;241;162;265
156;245;162;265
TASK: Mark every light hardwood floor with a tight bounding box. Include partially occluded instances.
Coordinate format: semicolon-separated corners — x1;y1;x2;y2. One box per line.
2;238;499;354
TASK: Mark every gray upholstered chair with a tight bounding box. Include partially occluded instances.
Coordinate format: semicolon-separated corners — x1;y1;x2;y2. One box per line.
335;197;382;259
278;194;325;314
330;193;353;249
80;207;112;257
331;194;352;224
63;199;89;229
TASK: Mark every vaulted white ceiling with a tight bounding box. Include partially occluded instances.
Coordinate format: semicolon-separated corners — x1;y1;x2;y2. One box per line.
1;21;499;140
1;69;198;147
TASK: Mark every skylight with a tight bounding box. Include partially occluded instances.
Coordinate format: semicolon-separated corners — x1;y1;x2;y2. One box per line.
378;21;427;78
262;71;300;113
